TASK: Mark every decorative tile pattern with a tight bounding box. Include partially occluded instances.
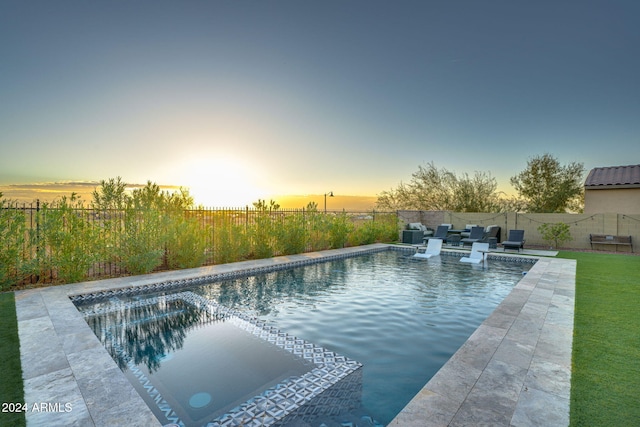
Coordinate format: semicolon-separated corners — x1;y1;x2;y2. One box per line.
70;246;534;305
439;250;538;264
80;291;362;427
70;247;390;304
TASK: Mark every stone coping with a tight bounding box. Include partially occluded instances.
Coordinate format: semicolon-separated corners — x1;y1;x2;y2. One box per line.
14;244;575;426
389;255;575;426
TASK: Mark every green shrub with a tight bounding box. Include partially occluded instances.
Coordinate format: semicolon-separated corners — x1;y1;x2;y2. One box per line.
213;216;250;264
0;194;29;290
250;200;278;259
119;206;164;275
166;215;209;269
375;213;401;242
277;212;309;255
538;222;572;249
307;203;331;251
328;211;354;249
30;195;99;284
350;220;378;245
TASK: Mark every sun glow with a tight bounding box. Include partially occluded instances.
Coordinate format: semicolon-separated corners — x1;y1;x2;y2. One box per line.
172;156;267;207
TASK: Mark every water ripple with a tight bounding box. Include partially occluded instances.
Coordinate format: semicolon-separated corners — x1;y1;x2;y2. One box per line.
195;251;531;425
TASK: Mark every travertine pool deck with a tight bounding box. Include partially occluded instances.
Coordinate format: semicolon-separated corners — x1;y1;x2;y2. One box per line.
15;244;575;426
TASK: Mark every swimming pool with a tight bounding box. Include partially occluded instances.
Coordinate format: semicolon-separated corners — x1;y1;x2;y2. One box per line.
74;247;534;426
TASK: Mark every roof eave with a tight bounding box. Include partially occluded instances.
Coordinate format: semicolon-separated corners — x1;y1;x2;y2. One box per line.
585;184;640;190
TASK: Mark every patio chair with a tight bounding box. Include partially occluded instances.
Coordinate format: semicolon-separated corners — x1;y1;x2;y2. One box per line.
482;225;501;242
502;230;526;252
460;224;478;238
425;225;450;243
460;242;489;263
414;223;434;238
461;226;485;247
413;238;443;259
481;225;501;249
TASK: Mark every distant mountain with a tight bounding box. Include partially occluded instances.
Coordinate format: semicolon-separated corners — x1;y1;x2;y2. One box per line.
0;183;381;212
268;194;379;211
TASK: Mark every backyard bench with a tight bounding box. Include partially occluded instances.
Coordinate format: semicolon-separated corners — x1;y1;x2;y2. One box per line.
589;234;633;252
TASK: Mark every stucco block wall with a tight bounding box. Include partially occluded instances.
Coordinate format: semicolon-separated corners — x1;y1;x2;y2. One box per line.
585;188;640;214
399;211;639;252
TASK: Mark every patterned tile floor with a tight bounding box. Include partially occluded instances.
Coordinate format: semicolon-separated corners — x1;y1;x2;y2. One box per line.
15;244;575;426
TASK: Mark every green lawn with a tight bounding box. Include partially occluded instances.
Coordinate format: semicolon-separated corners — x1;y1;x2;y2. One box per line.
558;251;640;427
0;292;26;427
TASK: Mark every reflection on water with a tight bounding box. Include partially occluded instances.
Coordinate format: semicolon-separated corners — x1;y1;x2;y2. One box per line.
79;291;365;426
182;252;532;425
85;297;220;373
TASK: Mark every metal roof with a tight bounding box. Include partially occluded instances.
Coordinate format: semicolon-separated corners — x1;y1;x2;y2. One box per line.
584;164;640;188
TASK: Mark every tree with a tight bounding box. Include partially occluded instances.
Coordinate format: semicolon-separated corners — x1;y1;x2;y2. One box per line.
510;154;584;213
91;176;128;210
376;162;504;212
538;222;573;249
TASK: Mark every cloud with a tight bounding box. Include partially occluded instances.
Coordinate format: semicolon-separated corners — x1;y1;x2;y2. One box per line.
0;181;181;204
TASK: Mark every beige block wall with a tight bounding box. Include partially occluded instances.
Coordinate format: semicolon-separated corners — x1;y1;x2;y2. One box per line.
399;210;640;252
585;188;640;214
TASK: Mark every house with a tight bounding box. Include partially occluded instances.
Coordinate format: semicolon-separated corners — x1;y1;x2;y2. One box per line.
584;164;640;214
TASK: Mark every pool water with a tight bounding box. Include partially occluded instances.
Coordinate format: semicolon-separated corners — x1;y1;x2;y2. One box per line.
77;249;532;426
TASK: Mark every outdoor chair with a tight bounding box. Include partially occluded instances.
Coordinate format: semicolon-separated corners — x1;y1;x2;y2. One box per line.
413;238;443;259
460;224;478;238
481;225;501;249
482;225;501;242
425;225;450;243
460;242;489;264
502;230;526;252
461;226;485;247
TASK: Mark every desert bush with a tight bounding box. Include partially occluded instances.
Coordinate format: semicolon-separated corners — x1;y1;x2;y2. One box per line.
118;187;166;274
276;211;308;255
307;203;331;251
328;211;354;249
213;214;250;264
166;214;209;269
250;200;278;259
0;194;30;289
348;213;399;246
31;195;99;284
538;222;572;249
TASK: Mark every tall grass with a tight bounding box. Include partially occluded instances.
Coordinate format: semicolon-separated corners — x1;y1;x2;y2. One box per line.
0;182;399;290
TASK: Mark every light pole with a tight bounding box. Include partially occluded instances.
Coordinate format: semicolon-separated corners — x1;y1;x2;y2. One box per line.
324;191;334;213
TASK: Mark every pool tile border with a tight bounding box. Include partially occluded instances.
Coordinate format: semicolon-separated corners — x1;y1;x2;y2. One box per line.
79;291;362;426
15;243;575;426
70;246;390;304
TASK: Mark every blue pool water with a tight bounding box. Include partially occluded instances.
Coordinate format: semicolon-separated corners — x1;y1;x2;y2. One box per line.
76;249;533;426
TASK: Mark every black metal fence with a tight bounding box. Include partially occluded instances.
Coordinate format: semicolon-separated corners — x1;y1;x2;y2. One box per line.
0;200;398;289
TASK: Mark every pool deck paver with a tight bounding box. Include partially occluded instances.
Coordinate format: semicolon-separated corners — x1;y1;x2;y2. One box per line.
389;254;575;427
14;244;575;426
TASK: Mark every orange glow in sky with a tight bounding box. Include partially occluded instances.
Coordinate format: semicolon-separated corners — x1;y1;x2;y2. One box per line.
166;154;267;207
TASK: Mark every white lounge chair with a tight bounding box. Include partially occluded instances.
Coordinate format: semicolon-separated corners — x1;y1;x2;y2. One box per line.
460;242;489;264
413;238;443;259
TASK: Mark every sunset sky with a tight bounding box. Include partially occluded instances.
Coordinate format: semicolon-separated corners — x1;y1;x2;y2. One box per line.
1;1;639;207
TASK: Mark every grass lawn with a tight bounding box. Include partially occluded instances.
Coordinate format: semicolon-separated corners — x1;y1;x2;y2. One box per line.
0;292;26;427
558;251;640;427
